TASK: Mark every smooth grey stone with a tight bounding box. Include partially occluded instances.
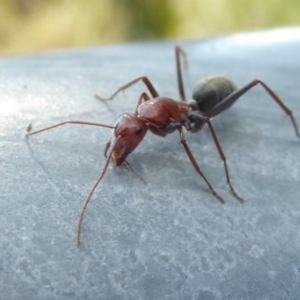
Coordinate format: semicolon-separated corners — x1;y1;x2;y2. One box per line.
0;27;300;300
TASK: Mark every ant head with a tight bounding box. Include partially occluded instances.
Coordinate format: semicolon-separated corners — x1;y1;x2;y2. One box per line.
107;113;148;166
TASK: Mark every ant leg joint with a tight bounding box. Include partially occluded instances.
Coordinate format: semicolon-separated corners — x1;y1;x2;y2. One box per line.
25;123;32;136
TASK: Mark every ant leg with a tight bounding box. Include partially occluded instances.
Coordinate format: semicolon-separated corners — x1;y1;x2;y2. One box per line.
134;92;151;115
188;114;243;202
188;114;244;202
207;79;300;138
148;126;167;137
25;121;114;136
175;45;188;102
95;76;159;101
188;113;207;133
205;119;244;203
176;125;225;204
77;134;122;245
124;160;147;185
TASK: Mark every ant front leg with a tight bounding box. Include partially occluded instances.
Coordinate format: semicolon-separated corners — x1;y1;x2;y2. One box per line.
208;79;300;138
176;125;225;204
95;76;159;102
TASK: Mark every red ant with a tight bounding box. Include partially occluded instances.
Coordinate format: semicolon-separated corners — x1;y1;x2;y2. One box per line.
26;46;300;245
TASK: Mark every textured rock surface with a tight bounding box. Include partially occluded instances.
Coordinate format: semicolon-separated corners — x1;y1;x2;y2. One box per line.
0;28;300;299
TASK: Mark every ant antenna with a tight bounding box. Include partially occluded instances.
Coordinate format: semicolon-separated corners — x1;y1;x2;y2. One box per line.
76;135;121;246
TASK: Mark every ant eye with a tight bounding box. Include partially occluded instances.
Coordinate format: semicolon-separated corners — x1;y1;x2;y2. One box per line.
135;127;143;135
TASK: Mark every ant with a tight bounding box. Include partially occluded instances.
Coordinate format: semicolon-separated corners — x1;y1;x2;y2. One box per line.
26;46;300;245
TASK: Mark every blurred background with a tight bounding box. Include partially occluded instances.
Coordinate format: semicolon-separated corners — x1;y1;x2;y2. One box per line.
0;0;300;55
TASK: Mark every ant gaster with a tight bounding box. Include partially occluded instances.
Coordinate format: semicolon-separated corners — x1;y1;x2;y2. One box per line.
26;46;300;245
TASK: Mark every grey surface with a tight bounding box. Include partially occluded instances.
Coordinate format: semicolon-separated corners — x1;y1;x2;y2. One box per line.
1;27;300;299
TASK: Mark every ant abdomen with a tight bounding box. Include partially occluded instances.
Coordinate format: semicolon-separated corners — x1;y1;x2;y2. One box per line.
192;76;237;114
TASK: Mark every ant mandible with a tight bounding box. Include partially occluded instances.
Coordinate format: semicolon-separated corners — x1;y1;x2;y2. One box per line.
26;46;300;245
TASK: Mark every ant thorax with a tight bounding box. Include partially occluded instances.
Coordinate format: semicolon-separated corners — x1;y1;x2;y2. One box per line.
137;97;192;127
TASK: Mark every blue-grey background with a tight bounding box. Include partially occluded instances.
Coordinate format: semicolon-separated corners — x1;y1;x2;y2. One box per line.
0;28;300;299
